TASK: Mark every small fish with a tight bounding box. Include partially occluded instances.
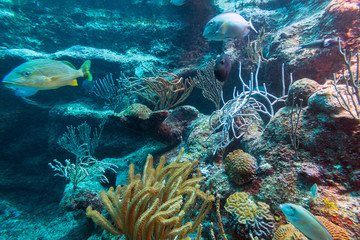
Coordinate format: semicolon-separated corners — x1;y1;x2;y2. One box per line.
2;59;92;97
280;203;333;240
311;183;317;200
170;0;188;6
203;12;258;41
214;53;231;82
296;38;338;52
81;79;95;94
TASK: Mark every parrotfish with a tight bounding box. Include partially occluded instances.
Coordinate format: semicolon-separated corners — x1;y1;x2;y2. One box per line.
203;12;258;41
2;59;92;97
214;53;231;82
296;38;338;52
170;0;188;6
280;203;333;240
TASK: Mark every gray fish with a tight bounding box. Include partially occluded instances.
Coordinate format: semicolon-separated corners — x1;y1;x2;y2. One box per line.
214;53;231;82
203;12;257;41
296;38;338;52
280;203;333;240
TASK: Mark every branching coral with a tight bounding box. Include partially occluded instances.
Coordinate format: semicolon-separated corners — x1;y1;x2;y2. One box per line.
49;121;113;189
86;148;215;239
207;58;290;154
94;72;136;112
131;68;195;110
247;27;269;64
193;60;224;110
332;39;360;121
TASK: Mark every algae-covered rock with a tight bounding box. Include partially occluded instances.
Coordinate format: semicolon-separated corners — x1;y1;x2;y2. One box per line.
286;78;321;106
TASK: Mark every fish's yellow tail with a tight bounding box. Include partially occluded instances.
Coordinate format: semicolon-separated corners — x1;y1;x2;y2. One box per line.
80;60;93;81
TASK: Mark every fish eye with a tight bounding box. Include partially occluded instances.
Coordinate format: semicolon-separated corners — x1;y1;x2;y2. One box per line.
221;60;225;64
24;72;30;77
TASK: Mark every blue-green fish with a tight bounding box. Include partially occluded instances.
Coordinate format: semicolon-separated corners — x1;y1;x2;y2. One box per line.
170;0;188;6
203;12;257;41
280;203;333;240
2;59;92;97
311;183;317;200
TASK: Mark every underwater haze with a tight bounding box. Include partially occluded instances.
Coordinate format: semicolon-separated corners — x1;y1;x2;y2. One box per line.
0;0;360;239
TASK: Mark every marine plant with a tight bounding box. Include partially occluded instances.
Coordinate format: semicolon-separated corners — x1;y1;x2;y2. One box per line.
332;39;360;121
247;27;269;64
57;121;103;156
131;68;195;110
208;58;290;153
49;121;114;190
86;147;215;239
224;149;258;185
224;192;275;239
93;72;136;112
193;60;224;110
288;98;303;161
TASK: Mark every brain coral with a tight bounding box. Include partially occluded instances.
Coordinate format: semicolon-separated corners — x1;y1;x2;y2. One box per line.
316;216;351;240
273;216;351;240
225;192;274;239
273;224;306;240
224;149;257;185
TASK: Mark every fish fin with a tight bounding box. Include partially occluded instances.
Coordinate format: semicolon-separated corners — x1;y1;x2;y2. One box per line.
242;30;251;38
15;88;38;97
61;61;77;69
295;46;303;52
80;60;93;81
216;22;228;35
249;18;258;34
69;79;78;86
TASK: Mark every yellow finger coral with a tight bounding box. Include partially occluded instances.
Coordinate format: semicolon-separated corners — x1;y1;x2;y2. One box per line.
86;148;215;240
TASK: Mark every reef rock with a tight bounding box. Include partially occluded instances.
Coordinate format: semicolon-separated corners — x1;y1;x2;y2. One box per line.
286;78;321;106
112;104;200;146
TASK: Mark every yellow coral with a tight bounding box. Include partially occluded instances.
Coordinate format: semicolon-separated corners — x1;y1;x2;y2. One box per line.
224;150;257;185
273;217;351;240
320;198;338;213
224;192;272;225
316;216;351;240
86;148;214;240
273;224;307;240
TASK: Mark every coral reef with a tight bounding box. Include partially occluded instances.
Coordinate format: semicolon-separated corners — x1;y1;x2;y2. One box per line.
131;69;195;110
86;148;215;239
273;224;306;240
119;103;153;120
273;215;352;240
113;104;199;146
224;150;258;185
316;216;351;240
224;192;275;239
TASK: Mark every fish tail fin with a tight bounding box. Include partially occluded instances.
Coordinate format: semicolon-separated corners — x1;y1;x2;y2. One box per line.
295;46;303;52
80;60;93;81
249;18;258;34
